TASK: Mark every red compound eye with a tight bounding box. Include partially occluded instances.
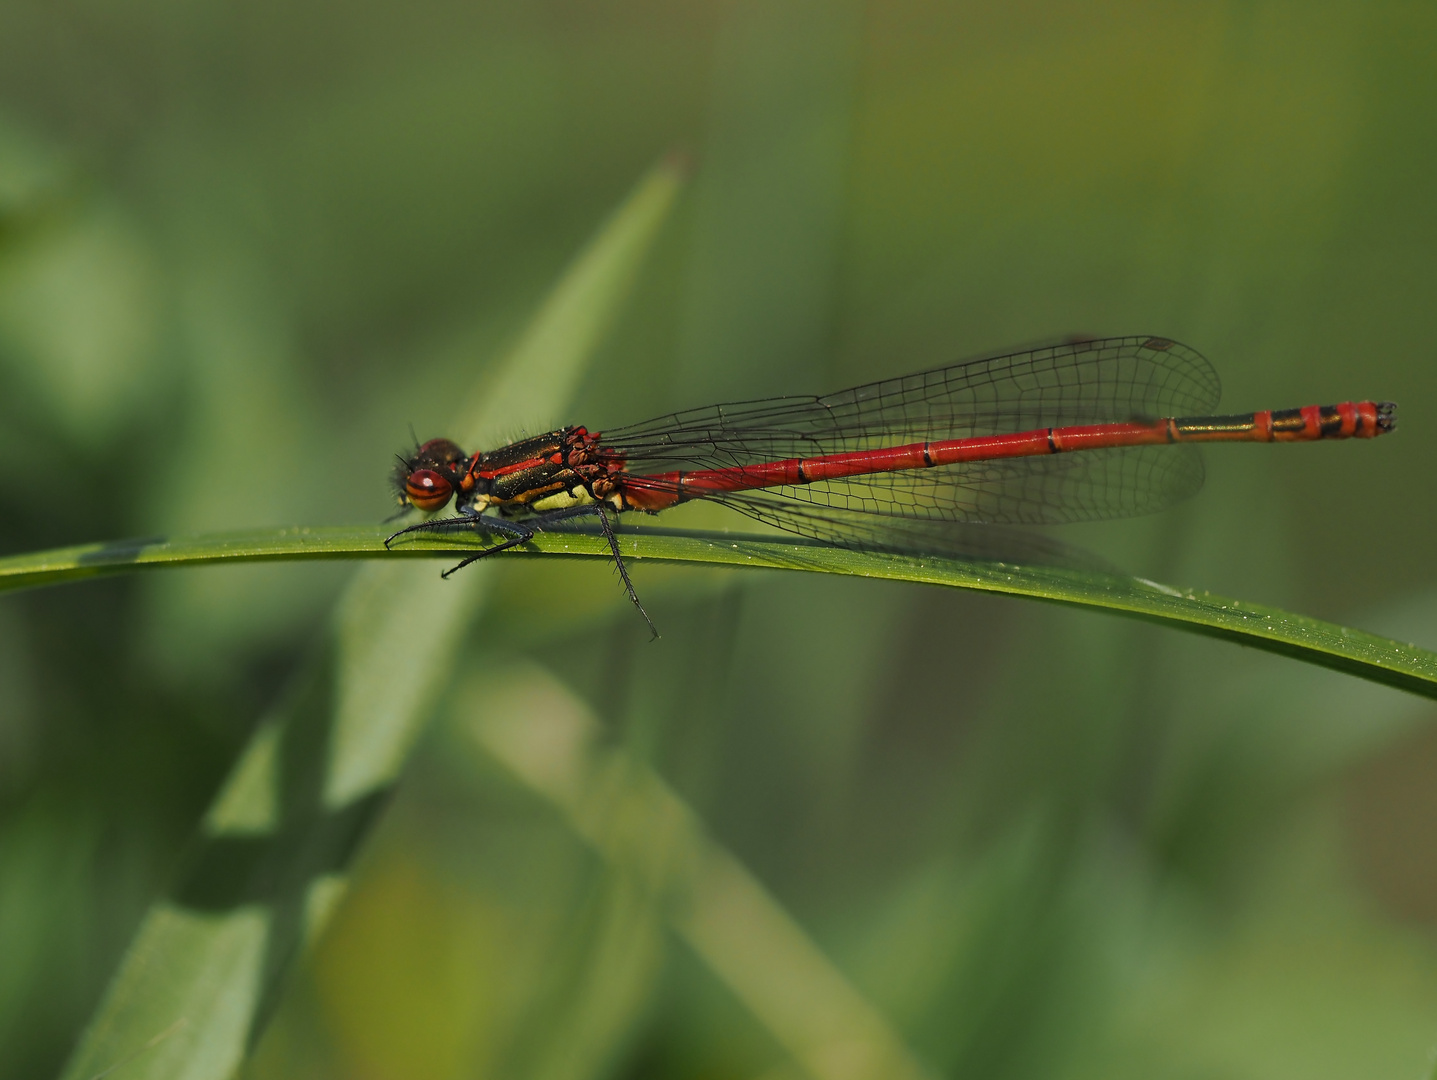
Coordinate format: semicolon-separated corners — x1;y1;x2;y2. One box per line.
405;469;453;511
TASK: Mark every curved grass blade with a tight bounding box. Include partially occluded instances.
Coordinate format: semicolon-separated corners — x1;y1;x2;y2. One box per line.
4;521;1436;702
55;157;685;1080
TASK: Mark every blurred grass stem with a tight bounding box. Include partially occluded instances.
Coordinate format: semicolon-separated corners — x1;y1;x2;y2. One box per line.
462;662;938;1080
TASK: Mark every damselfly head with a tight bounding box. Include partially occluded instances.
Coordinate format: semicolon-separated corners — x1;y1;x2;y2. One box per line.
393;437;470;512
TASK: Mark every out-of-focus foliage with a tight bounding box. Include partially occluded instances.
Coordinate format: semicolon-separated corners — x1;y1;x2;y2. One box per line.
54;159;683;1080
1;2;1435;1079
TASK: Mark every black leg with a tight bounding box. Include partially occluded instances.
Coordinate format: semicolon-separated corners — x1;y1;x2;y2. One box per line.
387;505;482;542
389;502;658;637
592;503;658;640
523;503;658;639
438;526;534;578
385;508;525;548
385;509;538;576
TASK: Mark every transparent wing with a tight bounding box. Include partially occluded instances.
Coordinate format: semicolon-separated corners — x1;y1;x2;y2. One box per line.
607;336;1216;527
639;482;1115;570
605;336;1220;469
768;444;1206;526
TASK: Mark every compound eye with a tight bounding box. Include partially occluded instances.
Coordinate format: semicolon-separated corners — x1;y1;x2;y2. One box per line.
405;469;453;511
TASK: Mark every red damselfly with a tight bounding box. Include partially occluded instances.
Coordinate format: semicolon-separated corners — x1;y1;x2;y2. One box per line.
386;336;1395;636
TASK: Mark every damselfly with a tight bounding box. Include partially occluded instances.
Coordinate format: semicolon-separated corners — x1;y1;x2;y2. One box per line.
386;336;1395;635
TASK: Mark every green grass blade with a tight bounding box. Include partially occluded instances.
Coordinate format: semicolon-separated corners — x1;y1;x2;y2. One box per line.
56;158;684;1080
5;521;1436;702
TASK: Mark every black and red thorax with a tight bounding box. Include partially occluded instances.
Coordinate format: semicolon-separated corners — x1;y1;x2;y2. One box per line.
396;428;631;515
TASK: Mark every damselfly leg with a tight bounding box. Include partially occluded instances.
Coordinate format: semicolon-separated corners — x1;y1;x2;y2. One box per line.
384;503;657;637
590;502;656;638
385;509;534;571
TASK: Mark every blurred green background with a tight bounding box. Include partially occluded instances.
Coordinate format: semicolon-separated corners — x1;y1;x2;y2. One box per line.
2;1;1436;1077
